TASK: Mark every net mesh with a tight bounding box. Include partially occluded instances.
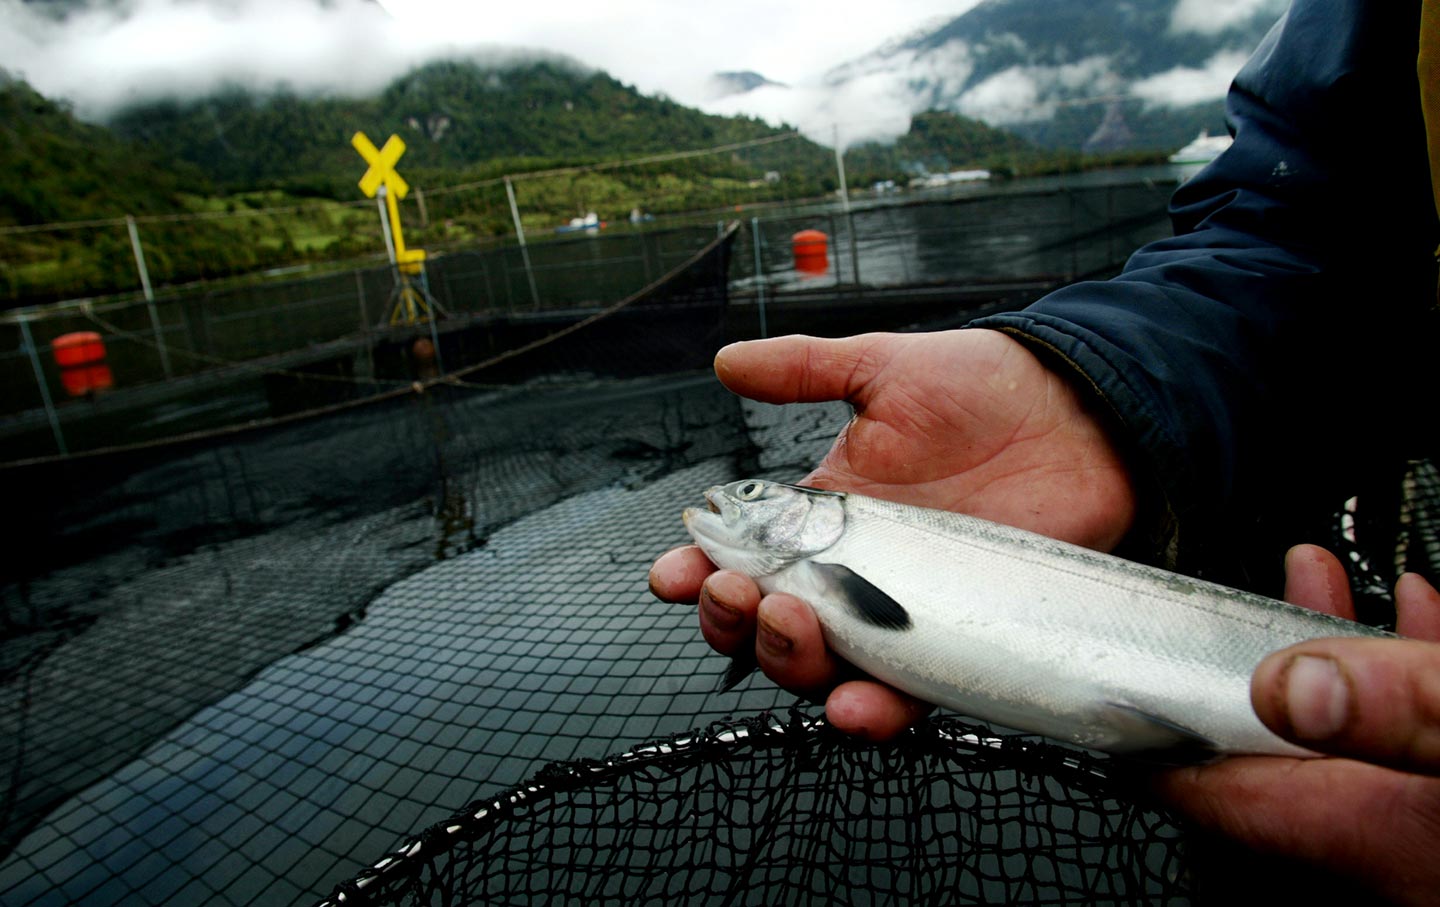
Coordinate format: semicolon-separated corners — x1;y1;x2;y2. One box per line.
324;711;1187;907
0;186;1209;906
0;379;1195;906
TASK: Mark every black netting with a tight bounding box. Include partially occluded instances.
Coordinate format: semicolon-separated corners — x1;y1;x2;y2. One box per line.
0;188;1208;907
0;374;1195;905
325;712;1186;907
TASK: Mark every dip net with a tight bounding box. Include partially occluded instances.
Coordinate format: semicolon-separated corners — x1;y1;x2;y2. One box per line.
322;711;1186;906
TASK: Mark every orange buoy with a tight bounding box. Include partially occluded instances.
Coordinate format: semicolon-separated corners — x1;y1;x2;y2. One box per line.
792;229;829;275
52;331;113;397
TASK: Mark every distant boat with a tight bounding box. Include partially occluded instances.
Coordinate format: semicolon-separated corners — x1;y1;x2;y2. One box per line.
910;169;991;189
1169;130;1233;164
556;212;605;235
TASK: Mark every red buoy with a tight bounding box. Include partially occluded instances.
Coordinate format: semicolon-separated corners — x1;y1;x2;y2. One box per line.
791;229;830;275
52;331;114;397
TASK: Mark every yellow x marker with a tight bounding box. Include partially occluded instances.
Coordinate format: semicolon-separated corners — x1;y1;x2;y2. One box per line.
353;132;410;199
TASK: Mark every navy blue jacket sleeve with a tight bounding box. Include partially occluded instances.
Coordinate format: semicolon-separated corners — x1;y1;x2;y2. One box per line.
971;0;1438;571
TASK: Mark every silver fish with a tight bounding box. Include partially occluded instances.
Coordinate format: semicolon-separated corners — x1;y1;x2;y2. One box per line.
682;479;1396;760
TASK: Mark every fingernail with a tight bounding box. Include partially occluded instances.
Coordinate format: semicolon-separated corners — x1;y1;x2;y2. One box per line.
700;589;742;630
756;619;793;655
1284;654;1349;739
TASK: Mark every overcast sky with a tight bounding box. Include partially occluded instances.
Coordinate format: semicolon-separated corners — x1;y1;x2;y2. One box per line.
2;0;971;119
1;0;1267;144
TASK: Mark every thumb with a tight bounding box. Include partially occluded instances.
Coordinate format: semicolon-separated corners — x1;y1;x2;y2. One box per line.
713;334;893;405
1252;637;1440;775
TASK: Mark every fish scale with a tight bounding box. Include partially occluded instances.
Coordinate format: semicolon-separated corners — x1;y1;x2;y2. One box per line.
683;480;1396;760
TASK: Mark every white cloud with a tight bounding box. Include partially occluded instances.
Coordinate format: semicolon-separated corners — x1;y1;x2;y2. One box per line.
0;0;977;131
1170;0;1271;35
957;67;1044;123
955;56;1118;125
1;0;421;116
1130;49;1250;107
703;40;980;147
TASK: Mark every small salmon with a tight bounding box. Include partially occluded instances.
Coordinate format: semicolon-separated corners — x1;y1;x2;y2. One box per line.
683;479;1394;760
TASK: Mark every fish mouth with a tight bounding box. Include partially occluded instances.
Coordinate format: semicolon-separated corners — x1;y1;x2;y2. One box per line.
682;486;733;542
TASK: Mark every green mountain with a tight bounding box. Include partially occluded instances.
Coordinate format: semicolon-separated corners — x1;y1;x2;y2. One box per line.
106;58;824;193
844;109;1031;181
0;74;279;303
0;60;844;304
841;108;1167;186
0;73;206;226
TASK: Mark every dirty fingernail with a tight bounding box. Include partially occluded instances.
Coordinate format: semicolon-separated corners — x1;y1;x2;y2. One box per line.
756;619;793;656
700;589;742;630
1284;654;1349;740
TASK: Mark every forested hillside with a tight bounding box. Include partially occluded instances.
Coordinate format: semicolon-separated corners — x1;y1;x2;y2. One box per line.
0;75;207;225
844;110;1030;181
1;60;841;304
3;54;1108;306
107;59;824;193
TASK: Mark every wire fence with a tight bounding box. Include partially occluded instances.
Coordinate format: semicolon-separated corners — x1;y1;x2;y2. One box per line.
0;131;816;309
1;170;1179;463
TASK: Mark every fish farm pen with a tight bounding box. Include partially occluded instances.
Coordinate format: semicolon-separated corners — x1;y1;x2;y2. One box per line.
1;175;1337;905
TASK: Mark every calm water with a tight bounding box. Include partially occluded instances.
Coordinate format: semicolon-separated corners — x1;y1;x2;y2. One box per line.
734;165;1190;295
0;167;1198;905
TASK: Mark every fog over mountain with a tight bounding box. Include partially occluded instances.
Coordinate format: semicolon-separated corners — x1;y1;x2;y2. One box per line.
1;0;961;126
4;0;1285;150
703;0;1287;147
4;0;421;116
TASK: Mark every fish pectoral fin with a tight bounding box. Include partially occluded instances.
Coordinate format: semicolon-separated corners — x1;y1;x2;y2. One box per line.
810;562;912;630
718;652;758;693
1103;703;1220;765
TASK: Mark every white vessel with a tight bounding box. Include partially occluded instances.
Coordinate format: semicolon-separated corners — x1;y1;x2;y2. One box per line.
1169;130;1233;164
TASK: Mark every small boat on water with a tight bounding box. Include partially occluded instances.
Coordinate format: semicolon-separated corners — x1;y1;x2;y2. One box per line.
556;211;605;234
1169;130;1233;164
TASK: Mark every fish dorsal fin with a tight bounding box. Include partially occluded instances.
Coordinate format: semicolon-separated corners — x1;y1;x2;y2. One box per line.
717;652;758;693
1103;703;1220;765
811;562;912;630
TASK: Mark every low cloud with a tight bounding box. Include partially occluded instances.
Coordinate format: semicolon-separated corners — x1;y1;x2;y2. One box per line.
0;0;1267;149
956;56;1120;125
1170;0;1276;35
1130;50;1251;107
0;0;972;133
0;0;434;117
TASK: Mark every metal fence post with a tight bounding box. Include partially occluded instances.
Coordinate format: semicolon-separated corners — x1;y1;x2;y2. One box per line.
636;230;653;284
827;211;842;286
751;217;767;339
833;126;861;289
18;313;67;456
127;215;172;379
505;177;542;310
355;269;375;379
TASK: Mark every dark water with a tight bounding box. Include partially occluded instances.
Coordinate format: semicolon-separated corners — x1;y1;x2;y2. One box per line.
0;171;1192;905
0;373;833;905
731;166;1184;295
0;375;1192;906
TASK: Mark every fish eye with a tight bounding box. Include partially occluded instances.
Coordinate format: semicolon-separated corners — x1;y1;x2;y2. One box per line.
736;481;764;500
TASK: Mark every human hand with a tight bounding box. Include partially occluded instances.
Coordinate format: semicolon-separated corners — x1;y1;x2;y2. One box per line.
651;329;1137;738
1154;544;1440;904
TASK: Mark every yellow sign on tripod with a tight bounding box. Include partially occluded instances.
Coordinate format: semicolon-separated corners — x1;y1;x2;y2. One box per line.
353;131;443;327
352;131;426;275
